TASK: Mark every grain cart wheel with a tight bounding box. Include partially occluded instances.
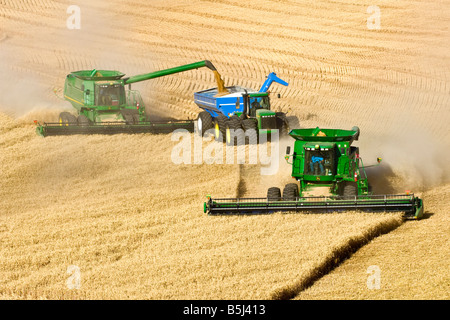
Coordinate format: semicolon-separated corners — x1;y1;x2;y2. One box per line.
77;114;90;127
213;114;228;142
267;187;281;201
197;111;213;137
342;182;358;199
283;183;299;201
225;116;245;146
59;112;77;126
242;119;258;145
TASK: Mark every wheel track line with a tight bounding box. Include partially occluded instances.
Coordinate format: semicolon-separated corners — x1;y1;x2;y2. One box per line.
6;8;440;94
116;6;419;57
133;0;432;46
130;25;446;88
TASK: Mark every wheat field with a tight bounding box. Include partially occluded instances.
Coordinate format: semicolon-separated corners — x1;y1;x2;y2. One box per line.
0;0;449;299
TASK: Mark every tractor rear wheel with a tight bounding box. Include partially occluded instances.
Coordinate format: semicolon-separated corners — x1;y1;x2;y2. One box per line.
213;114;228;142
267;187;281;201
242;119;258;144
283;183;299;201
59;112;77;126
197;111;213;137
225;116;245;146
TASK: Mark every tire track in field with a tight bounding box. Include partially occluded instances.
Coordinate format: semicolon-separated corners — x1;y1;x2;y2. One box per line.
124;9;419;59
271;215;404;299
126;33;448;110
134;0;435;46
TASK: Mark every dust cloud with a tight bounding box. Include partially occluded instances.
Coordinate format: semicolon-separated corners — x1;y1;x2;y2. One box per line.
0;0;154;123
361;124;449;193
0;49;65;122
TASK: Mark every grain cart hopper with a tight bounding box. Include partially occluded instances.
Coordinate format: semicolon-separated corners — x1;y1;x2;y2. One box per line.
36;60;226;137
194;72;299;145
204;127;424;219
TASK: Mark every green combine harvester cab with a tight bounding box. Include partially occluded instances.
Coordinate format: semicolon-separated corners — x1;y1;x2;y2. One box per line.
36;60;224;137
286;126;367;197
204;126;424;219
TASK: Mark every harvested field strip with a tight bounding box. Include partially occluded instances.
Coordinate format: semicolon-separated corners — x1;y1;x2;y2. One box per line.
0;0;448;300
296;184;450;300
271;216;403;299
0;118;404;299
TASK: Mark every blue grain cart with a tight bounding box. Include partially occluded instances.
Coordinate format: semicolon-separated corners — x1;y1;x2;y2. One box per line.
194;73;299;145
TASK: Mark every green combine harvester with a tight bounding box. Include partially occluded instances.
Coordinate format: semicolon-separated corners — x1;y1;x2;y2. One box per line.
36;60;226;137
204;127;424;219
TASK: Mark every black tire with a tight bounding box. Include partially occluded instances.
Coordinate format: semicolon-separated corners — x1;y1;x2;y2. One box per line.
267;187;281;202
77;114;90;126
59;112;77;126
242;118;258;144
275;112;286;127
341;182;358;198
283;183;299;201
286;116;300;131
213;114;228;142
132;114;140;124
275;112;290;136
197;111;213;136
124;114;135;125
225;116;245;146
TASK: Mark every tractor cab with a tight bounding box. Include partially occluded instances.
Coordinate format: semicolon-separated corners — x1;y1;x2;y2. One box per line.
242;92;278;131
95;82;125;107
243;92;271;116
303;143;336;177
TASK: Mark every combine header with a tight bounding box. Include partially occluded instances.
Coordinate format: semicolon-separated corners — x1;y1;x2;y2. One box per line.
36;61;224;137
204;127;424;219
